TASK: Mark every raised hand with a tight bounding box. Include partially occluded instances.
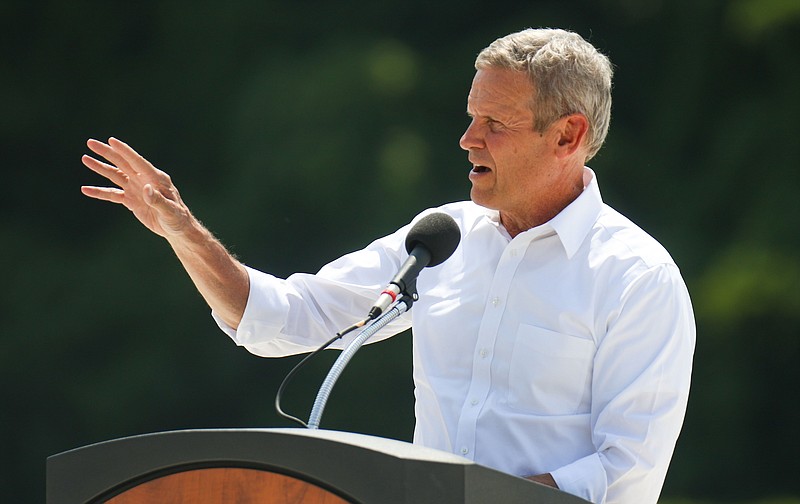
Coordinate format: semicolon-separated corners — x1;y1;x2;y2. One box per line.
81;137;195;239
81;136;249;328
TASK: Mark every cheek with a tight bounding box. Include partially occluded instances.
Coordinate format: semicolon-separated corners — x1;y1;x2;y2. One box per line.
493;149;518;175
484;137;509;162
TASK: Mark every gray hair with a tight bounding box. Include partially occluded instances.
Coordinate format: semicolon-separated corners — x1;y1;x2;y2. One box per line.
475;28;613;161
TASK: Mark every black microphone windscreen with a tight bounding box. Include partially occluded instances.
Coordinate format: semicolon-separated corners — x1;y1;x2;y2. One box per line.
404;212;461;267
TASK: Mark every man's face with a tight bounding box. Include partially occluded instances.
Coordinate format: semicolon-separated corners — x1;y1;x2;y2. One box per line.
460;67;554;222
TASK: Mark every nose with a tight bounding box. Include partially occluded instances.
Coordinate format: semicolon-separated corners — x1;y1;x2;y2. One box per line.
459;118;484;151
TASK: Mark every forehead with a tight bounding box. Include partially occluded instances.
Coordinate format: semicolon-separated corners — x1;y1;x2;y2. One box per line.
466;67;535;119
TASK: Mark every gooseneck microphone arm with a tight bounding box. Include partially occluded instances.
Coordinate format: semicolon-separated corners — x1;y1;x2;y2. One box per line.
307;298;410;429
273;212;461;430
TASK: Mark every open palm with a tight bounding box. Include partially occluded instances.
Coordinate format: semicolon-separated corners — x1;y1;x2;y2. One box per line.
81;137;192;239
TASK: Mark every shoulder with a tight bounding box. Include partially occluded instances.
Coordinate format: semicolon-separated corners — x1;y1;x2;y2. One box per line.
588;207;694;338
589;205;678;274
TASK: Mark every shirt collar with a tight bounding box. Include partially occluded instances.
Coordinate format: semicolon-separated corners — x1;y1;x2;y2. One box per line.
548;167;603;259
480;167;603;258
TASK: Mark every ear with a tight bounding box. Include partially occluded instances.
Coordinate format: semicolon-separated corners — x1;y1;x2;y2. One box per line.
553;114;589;159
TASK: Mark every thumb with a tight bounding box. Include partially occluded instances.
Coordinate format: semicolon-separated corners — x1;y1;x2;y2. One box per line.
142;183;191;236
143;183;181;218
143;184;163;208
143;184;175;217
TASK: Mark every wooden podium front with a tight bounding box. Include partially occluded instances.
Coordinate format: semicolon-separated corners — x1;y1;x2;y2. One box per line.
47;428;590;503
104;467;349;503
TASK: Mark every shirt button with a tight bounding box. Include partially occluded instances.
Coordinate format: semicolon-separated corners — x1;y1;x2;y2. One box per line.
461;447;469;455
470;398;479;405
491;296;500;307
479;348;488;358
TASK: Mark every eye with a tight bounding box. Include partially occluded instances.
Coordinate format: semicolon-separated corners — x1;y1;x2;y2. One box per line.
487;119;503;132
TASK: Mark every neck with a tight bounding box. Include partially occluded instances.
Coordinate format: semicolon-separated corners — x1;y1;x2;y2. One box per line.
500;167;585;238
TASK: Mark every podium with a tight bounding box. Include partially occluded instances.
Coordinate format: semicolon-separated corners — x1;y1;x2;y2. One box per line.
47;428;590;503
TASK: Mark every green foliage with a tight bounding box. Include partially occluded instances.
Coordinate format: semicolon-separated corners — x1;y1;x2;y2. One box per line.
695;244;800;326
727;0;800;42
2;0;799;501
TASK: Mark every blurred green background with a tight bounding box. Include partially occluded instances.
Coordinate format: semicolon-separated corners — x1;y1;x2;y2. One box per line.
2;0;799;502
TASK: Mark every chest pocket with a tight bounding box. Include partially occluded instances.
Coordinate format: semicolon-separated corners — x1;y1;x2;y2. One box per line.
506;324;596;415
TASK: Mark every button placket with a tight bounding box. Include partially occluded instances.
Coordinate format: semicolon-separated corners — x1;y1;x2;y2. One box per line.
453;242;524;461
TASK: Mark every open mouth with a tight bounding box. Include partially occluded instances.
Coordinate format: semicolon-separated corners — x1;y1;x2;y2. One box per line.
472;165;491;173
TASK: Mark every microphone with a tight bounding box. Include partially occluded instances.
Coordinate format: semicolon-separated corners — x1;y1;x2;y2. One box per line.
368;212;461;319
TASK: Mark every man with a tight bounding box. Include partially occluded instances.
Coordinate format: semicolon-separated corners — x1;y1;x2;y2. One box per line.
81;28;695;503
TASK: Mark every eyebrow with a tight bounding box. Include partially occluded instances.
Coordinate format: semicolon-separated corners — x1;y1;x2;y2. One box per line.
466;111;501;124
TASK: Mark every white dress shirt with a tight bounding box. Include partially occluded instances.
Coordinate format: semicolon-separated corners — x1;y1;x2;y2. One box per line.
215;169;695;504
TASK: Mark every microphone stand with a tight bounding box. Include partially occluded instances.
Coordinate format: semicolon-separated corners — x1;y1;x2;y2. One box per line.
306;294;415;430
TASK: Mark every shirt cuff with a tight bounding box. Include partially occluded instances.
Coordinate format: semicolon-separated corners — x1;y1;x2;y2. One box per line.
211;310;237;340
550;452;608;503
211;265;293;356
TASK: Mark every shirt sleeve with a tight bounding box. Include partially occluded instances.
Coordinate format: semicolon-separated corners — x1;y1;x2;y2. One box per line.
550;452;608;503
552;263;695;504
212;226;415;357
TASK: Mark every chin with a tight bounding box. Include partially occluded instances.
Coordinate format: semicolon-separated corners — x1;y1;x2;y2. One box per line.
469;192;499;211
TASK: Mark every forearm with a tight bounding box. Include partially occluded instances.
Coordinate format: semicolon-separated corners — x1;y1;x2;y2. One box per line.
167;218;249;330
81;138;251;329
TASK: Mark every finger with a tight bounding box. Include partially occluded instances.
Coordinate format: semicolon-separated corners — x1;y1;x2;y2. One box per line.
87;138;136;175
81;185;126;204
108;137;159;177
82;154;129;188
